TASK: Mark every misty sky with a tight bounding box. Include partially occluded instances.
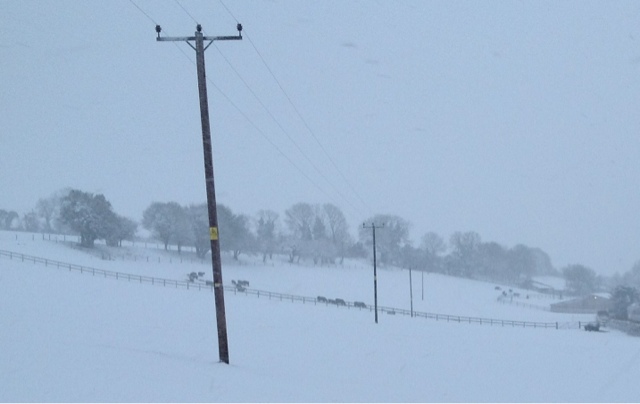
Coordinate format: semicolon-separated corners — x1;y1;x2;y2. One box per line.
1;0;639;276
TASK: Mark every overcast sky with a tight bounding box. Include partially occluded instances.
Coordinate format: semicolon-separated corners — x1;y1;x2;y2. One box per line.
1;0;639;276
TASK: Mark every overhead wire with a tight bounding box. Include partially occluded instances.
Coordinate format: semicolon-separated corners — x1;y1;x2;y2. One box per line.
216;0;373;215
209;45;361;214
173;0;199;25
168;0;365;215
127;0;340;207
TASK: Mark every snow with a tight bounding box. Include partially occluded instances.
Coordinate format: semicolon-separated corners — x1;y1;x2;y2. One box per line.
1;231;639;402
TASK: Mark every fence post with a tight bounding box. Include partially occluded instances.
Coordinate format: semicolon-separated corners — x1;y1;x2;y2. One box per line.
556;322;558;330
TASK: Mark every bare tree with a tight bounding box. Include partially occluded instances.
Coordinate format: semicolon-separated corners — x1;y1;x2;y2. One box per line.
359;214;411;266
420;232;446;272
323;203;351;264
142;202;188;251
448;231;481;278
256;209;279;262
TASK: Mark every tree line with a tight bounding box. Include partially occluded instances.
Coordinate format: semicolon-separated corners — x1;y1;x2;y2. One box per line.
3;187;638;295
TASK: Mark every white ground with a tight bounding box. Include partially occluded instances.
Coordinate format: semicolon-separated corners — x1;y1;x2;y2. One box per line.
1;231;638;402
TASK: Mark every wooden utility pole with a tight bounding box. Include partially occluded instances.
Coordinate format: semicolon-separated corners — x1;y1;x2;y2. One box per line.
363;223;383;323
409;267;414;317
156;23;242;364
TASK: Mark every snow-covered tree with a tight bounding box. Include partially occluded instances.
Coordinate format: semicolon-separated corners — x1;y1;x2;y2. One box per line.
59;189;118;248
142;202;189;251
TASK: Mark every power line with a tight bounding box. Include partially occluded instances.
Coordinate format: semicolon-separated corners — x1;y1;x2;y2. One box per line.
216;0;372;214
210;44;361;214
171;1;363;215
128;0;157;25
173;0;198;25
129;0;363;216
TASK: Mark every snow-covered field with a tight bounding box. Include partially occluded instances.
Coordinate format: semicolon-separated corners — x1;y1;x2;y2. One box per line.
1;231;639;402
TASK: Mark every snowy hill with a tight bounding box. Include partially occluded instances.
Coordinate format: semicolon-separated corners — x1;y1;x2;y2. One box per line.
1;231;639;402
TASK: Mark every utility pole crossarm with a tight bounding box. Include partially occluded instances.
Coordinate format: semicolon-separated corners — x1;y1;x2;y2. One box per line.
156;35;241;42
156;36;197;42
155;23;242;43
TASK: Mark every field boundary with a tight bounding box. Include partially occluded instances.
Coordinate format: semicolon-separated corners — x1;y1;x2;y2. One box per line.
1;249;583;330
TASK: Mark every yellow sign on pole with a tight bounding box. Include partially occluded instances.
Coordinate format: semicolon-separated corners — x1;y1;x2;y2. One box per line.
210;227;218;240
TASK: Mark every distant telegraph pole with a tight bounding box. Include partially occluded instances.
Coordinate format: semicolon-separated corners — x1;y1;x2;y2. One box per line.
155;23;242;365
363;223;384;323
409;267;414;317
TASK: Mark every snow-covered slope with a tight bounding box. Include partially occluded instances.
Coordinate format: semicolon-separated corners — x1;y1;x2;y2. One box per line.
1;231;638;402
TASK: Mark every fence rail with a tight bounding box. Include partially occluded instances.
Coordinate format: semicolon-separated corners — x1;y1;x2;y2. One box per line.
1;249;583;330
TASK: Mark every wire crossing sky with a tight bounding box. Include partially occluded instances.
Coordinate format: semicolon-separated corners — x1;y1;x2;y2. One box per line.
1;0;640;276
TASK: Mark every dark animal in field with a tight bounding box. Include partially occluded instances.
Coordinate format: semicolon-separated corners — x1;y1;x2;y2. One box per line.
585;323;600;332
198;272;205;277
495;286;501;290
335;298;346;306
317;296;328;303
354;301;367;308
237;280;250;287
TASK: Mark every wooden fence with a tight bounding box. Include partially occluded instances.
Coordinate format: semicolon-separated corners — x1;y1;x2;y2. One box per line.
1;249;583;330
